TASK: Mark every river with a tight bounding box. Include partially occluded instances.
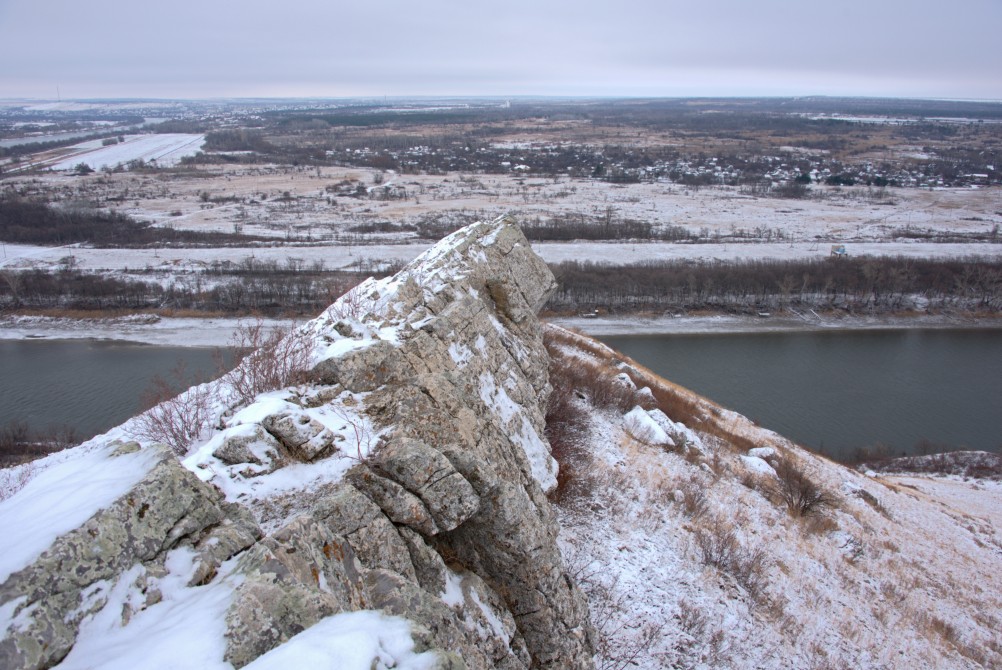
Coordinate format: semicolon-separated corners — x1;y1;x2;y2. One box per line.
601;328;1002;461
2;331;1000;460
0;340;220;441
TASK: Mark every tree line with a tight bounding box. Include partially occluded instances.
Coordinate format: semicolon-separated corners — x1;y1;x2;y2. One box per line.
3;256;1000;318
0;266;379;316
0;199;268;247
546;257;1002;314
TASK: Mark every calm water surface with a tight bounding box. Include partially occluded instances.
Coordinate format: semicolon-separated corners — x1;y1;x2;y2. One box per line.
601;329;1002;461
0;340;219;440
2;332;1001;458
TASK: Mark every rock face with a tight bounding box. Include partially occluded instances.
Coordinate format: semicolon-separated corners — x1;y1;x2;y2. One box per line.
0;216;595;669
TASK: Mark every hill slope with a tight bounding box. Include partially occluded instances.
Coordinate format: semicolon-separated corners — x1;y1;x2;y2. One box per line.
544;324;1002;669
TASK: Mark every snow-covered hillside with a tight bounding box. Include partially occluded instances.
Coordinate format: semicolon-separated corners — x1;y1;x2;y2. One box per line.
545;324;1002;669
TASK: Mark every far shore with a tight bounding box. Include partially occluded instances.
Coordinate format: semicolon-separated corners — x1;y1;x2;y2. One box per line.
2;310;1001;347
547;311;1002;336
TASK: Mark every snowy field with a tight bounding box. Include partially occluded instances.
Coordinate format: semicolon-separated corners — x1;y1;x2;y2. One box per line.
8;165;1002;244
46;134;205;170
2;241;1000;274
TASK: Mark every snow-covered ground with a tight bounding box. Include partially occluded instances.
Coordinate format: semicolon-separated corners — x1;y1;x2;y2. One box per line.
8;163;1002;240
45;134;205;171
2;240;1000;274
3;163;1000;275
547;326;1002;669
2;167;1000;347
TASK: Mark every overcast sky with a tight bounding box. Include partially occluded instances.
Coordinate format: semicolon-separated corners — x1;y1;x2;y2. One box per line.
1;0;1000;101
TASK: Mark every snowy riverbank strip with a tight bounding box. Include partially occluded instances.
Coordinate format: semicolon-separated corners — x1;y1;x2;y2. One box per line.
548;312;1002;336
2;311;1001;347
0;315;301;347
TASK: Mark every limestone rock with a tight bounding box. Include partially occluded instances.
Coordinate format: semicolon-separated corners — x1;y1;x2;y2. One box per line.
397;527;448;594
370;438;481;532
212;424;285;474
311;340;407;392
262;411;336;462
224;515;367;667
364;569;498;669
348;468;440;536
313;483;418;581
0;444;226;670
1;216;595;670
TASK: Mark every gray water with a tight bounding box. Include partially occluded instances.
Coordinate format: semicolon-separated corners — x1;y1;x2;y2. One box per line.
601;329;1002;461
0;340;219;441
2;331;1001;459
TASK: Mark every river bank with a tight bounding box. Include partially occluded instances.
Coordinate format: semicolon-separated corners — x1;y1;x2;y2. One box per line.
0;314;300;347
2;311;1001;347
548;311;1002;336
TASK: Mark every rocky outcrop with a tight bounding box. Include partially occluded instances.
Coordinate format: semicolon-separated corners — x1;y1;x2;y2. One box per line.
0;216;594;669
0;443;259;669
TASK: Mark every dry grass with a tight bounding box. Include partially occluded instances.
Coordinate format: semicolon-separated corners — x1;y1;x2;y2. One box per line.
544;325;648;505
546;324;778;458
692;517;769;599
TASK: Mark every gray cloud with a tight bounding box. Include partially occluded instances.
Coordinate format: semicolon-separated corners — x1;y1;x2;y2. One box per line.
1;0;999;99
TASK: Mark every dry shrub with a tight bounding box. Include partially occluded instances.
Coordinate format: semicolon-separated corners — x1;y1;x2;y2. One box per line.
543;326;643;414
676;477;709;520
545;393;597;507
565;554;667;670
134;362;215;456
693;520;768;598
774;458;834;518
226;319;313;405
670;598;730;667
325;284;370;322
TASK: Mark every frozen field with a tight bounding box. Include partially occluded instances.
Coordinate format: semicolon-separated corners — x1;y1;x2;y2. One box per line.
4;163;1001;274
47;133;205;170
2;240;1001;274
10;165;1002;243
